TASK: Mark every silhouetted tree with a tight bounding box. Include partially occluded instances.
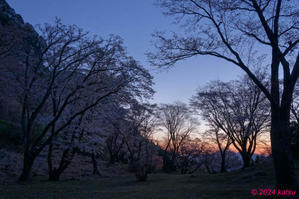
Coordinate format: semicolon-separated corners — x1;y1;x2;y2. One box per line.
158;102;197;172
15;20;153;181
177;137;203;174
149;0;298;189
191;76;270;168
204;128;231;172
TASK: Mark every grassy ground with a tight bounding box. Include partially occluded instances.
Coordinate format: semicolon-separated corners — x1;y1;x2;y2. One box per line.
0;162;298;199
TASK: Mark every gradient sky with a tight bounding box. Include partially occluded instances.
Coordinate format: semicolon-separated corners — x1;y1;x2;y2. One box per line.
7;0;244;104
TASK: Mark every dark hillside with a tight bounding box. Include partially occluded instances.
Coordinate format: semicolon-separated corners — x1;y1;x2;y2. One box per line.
0;162;297;199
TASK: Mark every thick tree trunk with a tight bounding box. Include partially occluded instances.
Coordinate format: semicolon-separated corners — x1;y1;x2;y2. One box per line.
19;153;34;181
240;153;251;168
91;153;101;176
271;114;297;190
220;154;226;173
19;125;36;182
162;155;176;173
49;169;61;181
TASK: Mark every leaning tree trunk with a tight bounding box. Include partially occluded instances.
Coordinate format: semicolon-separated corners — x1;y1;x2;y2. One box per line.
271;111;297;190
48;148;76;181
19;126;36;182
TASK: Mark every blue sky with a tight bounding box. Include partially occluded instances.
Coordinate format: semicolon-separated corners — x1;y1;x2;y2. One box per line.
7;0;244;104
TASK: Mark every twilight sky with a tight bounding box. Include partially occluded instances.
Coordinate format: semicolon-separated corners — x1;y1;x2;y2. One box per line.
7;0;244;104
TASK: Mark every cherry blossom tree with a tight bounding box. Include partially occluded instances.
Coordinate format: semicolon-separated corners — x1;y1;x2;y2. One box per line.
14;19;153;181
103;101;158;176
